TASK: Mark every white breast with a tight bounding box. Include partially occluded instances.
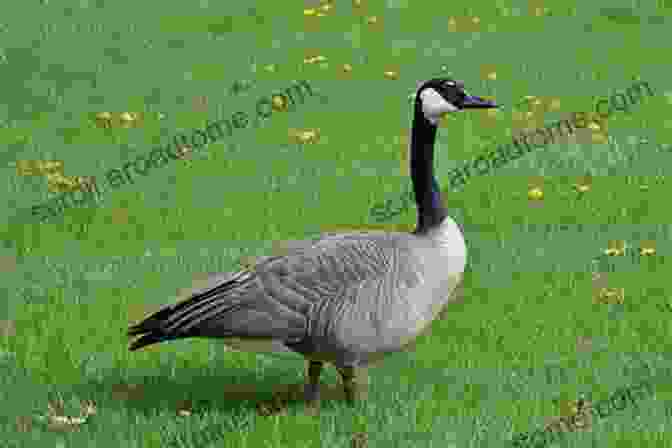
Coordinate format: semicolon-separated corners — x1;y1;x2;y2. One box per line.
426;216;467;273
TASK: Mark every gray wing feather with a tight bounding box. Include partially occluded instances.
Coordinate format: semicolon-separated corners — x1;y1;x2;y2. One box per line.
148;232;421;347
275;233;452;359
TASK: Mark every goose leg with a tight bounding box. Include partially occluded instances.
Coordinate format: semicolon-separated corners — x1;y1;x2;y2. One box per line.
257;360;323;416
337;365;358;405
304;360;323;407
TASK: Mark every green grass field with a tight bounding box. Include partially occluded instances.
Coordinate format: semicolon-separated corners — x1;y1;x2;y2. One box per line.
2;0;672;446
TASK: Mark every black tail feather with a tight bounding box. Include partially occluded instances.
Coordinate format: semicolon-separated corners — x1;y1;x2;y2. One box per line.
127;276;242;350
128;298;194;336
126;270;302;352
128;331;177;351
127;275;241;338
127;305;185;349
128;313;167;336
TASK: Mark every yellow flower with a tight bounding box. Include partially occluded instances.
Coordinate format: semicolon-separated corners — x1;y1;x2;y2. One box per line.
94;112;114;128
603;248;624;257
448;17;457;30
271;95;288;111
119;112;138;127
597;287;624;304
292;129;320;144
604;240;626;257
528;187;544;200
639;247;656;256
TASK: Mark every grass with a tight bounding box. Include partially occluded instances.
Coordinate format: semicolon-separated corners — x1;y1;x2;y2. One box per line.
1;0;672;447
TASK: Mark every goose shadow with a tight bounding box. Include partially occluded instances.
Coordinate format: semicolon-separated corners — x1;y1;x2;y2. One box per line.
72;362;363;417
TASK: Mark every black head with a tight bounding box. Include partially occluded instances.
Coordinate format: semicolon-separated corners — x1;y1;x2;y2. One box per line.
414;78;498;124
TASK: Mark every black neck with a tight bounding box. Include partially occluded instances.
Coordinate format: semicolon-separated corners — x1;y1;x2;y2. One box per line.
410;102;448;233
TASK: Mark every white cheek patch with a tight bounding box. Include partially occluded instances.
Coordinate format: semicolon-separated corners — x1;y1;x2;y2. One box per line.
419;88;459;124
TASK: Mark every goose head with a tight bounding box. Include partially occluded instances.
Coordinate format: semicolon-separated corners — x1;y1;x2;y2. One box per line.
413;78;498;125
407;77;498;234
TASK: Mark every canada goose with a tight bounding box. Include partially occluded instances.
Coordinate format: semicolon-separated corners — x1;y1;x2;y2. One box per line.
127;77;497;407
